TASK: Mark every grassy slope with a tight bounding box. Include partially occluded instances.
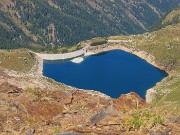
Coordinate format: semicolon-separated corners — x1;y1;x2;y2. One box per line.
109;23;180;115
0;49;35;72
152;6;180;30
162;8;180;24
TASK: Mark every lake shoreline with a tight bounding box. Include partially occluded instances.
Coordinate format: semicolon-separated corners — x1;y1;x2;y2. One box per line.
36;44;169;76
35;44;168;101
86;44;169;102
88;44;169;74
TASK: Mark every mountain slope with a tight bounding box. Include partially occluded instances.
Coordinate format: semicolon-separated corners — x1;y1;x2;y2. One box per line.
0;10;32;49
0;0;179;49
162;6;180;25
153;6;180;30
108;21;180;117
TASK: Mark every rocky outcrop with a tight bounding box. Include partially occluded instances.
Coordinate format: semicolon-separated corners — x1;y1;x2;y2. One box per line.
146;88;156;103
113;92;147;111
0;79;147;134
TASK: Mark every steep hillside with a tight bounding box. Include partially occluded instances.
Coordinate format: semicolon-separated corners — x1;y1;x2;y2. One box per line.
0;10;32;49
153;6;180;30
161;6;180;25
0;0;179;49
108;22;180;115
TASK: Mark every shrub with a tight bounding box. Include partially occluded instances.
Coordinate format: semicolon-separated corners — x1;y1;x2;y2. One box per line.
90;37;107;46
61;48;68;53
120;108;165;131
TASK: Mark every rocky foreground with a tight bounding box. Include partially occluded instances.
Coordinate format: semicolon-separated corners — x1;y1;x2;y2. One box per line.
0;68;180;135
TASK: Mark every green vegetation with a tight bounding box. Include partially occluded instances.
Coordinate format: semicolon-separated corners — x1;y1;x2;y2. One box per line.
0;13;32;49
0;49;35;72
50;127;61;134
75;103;86;111
90;38;108;46
121;108;165;131
0;0;179;49
111;21;180;116
153;76;180;115
109;6;180;116
34;44;85;54
0;2;180;135
124;23;180;71
25;88;38;96
152;6;180;30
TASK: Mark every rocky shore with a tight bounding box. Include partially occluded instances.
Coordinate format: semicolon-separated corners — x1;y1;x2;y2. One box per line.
34;43;168;103
88;44;167;73
85;44;169;103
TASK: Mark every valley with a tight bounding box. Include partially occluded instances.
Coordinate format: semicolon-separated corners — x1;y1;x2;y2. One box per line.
0;1;180;135
0;0;179;49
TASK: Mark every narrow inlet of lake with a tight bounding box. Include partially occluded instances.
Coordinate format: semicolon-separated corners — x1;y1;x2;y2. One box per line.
43;50;168;98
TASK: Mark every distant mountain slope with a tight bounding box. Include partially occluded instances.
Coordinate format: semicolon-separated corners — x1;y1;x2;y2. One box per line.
0;0;179;49
153;6;180;30
0;10;32;49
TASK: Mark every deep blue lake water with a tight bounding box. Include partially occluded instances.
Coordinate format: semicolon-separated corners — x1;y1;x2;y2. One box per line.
43;50;168;98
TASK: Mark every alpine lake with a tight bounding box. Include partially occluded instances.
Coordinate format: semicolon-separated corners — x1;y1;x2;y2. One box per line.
43;50;168;99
